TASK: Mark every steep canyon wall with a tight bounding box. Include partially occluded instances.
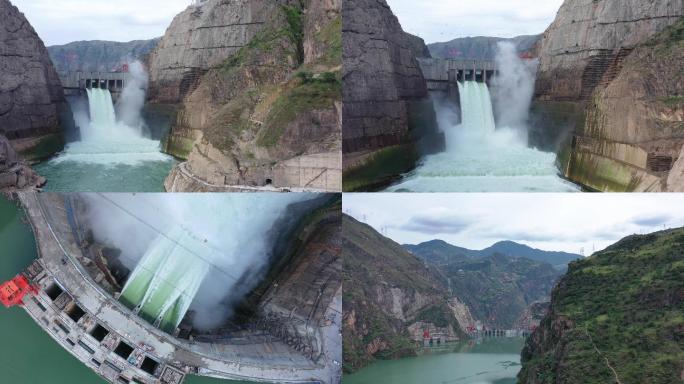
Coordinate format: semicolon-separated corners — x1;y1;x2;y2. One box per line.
533;0;684;191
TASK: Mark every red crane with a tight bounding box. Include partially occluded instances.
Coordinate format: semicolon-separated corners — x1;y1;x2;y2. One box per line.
0;275;38;308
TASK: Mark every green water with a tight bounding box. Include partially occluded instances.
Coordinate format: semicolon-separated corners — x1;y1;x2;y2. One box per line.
343;338;525;384
0;197;252;384
34;160;176;192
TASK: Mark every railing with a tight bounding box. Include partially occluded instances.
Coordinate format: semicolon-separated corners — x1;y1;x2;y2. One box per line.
418;58;498;81
60;71;128;91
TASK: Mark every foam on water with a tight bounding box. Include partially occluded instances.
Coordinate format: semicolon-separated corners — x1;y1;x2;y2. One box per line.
387;81;579;192
47;88;172;166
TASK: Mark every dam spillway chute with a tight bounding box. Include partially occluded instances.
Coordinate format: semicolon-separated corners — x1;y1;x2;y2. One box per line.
120;226;214;332
386;80;579;192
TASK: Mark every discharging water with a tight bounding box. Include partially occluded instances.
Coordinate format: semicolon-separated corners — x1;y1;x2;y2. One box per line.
343;337;525;384
35;88;175;192
386;82;579;192
0;196;252;383
120;226;212;332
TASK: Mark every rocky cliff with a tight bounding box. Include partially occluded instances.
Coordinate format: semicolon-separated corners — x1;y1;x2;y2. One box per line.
532;0;684;191
342;0;443;191
154;0;342;192
147;0;275;104
48;39;159;75
342;215;467;373
0;0;72;162
518;228;684;384
0;134;45;190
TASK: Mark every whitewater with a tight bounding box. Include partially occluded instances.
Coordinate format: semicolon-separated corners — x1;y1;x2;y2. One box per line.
386;81;579;192
50;88;170;165
35;87;175;192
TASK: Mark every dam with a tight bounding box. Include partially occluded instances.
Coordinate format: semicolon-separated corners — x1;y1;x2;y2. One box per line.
8;192;342;384
418;58;499;88
61;71;128;101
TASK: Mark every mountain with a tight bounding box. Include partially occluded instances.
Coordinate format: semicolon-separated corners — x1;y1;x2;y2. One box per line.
426;252;562;329
403;239;479;263
343;216;563;373
151;0;342;192
342;215;468;373
47;39;160;75
404;240;581;270
427;34;541;60
483;241;582;269
518;228;684;384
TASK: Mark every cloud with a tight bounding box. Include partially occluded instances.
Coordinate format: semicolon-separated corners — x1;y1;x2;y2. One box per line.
397;207;475;234
343;193;684;254
10;0;190;45
630;214;672;227
386;0;565;43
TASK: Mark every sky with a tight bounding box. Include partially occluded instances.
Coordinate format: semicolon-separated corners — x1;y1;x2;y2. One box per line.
387;0;565;44
10;0;192;46
343;194;684;255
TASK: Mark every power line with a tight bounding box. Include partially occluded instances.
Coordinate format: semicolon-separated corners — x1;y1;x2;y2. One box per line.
72;194;250;314
95;193;243;284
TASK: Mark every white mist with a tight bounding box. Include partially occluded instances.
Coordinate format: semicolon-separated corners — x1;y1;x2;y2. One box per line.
84;193;316;331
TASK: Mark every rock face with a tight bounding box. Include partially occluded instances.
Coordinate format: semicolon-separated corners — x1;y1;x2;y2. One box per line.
342;0;442;191
342;215;467;373
518;229;684;383
0;134;45;190
247;198;341;365
404;32;432;59
147;0;275;104
533;0;684;191
536;0;683;102
155;0;342;192
48;39;160;75
0;0;71;161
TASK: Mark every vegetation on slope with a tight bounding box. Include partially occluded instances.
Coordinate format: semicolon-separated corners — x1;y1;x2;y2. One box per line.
519;228;684;384
342;215;461;373
258;71;340;147
189;2;340;158
435;253;561;329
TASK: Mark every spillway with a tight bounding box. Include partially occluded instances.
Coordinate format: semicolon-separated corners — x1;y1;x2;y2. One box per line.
120;226;212;332
34;88;175;191
52;88;170;165
387;81;578;192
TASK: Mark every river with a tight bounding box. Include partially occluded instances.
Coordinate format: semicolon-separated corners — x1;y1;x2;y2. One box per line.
343;337;525;384
0;196;251;384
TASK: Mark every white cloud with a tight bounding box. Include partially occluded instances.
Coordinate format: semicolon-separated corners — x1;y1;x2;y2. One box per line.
386;0;565;43
343;194;684;255
10;0;191;45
